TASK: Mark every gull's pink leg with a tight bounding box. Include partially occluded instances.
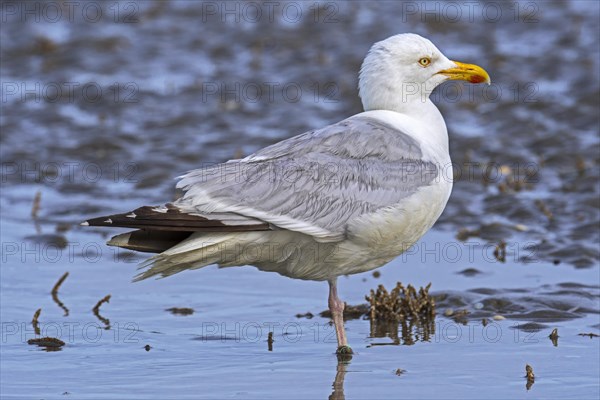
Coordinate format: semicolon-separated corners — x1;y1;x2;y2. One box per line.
328;279;352;354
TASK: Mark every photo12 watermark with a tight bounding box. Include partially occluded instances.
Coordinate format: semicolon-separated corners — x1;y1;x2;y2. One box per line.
1;1;140;23
1;161;139;185
2;321;141;344
198;1;340;24
0;159;540;186
1;81;139;104
200;81;340;104
194;319;545;345
400;1;540;23
0;238;540;266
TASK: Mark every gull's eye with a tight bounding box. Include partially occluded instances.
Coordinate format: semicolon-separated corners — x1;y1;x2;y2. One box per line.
418;57;431;67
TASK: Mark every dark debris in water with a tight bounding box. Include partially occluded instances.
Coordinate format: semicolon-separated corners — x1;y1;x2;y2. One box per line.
525;364;535;390
319;304;369;320
510;322;549;332
28;337;65;351
31;190;41;218
493;240;507;262
443;308;470;325
496;171;535;193
578;332;600;338
343;304;370;320
166;307;195;316
267;331;274;352
549;328;559;346
456;268;483;277
456;223;518;243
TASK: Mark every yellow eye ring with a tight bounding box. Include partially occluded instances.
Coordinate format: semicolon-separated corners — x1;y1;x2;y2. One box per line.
418;57;431;67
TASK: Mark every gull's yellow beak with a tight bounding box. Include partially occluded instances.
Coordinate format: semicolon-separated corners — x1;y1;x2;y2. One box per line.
438;61;491;85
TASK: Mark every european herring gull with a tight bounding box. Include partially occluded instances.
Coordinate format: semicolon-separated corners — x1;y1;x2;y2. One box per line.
83;33;490;354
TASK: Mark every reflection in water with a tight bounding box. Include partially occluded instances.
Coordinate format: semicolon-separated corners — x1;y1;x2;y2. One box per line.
31;308;41;336
329;355;352;400
51;272;70;316
368;314;436;347
525;364;535;391
526;379;534;391
92;294;112;330
52;291;69;316
549;328;559;347
267;331;274;351
31;190;42;234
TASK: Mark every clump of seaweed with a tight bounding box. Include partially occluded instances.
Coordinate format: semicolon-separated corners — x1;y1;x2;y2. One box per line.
366;283;435;345
367;283;435;322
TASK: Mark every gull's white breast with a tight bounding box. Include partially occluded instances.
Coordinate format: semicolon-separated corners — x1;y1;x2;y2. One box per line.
326;108;453;278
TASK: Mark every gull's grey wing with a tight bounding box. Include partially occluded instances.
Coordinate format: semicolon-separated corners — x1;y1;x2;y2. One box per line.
175;115;438;241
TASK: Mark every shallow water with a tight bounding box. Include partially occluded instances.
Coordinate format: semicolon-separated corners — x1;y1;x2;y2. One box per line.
1;1;599;399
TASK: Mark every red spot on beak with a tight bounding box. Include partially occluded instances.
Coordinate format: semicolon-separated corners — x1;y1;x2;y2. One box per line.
470;75;486;84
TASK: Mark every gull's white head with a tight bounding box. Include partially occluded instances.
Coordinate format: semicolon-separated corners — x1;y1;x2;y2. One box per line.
358;33;490;113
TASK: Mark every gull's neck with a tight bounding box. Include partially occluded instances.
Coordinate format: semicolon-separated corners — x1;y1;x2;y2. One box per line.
364;97;450;152
418;99;449;153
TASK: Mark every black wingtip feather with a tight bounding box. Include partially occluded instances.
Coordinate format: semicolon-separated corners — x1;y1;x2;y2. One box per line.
84;205;271;232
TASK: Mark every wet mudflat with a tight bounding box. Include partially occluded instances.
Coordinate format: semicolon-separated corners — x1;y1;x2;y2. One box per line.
1;1;599;399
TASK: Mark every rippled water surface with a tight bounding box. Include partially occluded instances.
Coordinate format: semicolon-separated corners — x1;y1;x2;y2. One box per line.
1;1;599;399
